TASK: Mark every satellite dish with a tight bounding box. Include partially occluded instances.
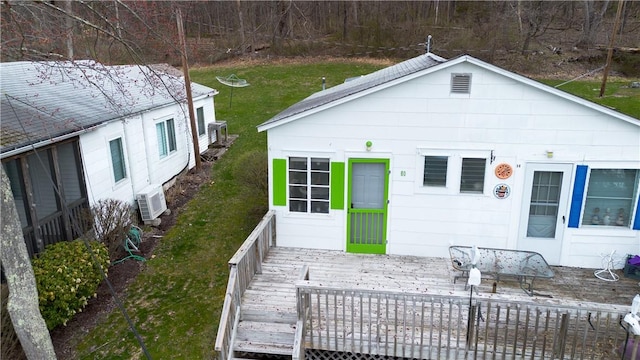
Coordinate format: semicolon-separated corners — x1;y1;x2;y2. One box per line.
216;74;249;107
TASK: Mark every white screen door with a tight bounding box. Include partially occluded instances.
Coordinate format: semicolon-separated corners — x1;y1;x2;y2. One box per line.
518;163;572;265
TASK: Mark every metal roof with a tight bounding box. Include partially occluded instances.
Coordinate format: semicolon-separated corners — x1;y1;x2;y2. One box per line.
258;53;446;130
1;61;217;157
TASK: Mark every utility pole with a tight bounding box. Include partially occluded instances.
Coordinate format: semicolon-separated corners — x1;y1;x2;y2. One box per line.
599;0;625;97
176;8;202;170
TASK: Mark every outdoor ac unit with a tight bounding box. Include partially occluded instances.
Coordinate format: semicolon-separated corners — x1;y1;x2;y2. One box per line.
207;122;217;145
136;184;167;222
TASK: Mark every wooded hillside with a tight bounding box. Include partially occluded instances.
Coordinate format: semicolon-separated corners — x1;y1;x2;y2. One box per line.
2;1;639;77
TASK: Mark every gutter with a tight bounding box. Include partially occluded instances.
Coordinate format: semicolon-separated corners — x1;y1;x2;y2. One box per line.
0;124;103;160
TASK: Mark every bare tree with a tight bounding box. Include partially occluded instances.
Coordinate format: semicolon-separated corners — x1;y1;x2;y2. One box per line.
1;167;56;360
576;0;611;49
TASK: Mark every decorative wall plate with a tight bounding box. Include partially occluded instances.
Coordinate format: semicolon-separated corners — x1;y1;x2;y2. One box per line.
493;183;511;199
494;163;513;179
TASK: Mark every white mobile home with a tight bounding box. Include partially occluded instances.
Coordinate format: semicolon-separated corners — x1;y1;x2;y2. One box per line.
257;53;640;268
1;61;221;255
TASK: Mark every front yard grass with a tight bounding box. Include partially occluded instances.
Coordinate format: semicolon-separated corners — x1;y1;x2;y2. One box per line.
75;59;638;359
75;59;386;359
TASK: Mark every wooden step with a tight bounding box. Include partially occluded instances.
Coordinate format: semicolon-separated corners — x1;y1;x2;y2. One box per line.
233;321;296;356
241;309;297;324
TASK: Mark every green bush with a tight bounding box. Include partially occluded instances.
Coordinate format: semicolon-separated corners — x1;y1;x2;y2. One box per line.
32;240;110;330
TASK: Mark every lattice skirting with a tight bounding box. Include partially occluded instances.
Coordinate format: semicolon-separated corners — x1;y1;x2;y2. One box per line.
305;349;409;360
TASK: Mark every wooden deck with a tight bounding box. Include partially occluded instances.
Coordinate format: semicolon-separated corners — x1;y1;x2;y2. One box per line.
234;247;640;357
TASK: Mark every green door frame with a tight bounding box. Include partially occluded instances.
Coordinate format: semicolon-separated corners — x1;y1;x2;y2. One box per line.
346;158;390;254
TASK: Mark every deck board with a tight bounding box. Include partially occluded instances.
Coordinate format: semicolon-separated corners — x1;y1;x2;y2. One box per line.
235;247;640;357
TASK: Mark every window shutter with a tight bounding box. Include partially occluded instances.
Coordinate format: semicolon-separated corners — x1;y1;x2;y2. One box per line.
330;162;345;210
272;158;286;206
568;165;588;228
451;73;471;94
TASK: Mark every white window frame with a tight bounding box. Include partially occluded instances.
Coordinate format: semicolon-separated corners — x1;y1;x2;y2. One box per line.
416;148;489;195
580;167;640;229
109;137;127;184
156;118;177;158
196;107;206;136
287;156;331;214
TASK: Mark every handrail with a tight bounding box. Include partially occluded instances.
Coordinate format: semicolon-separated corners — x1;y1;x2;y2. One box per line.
295;280;630;359
214;210;276;360
292;265;310;360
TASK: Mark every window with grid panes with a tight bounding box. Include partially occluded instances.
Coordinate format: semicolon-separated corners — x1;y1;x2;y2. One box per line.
288;157;330;213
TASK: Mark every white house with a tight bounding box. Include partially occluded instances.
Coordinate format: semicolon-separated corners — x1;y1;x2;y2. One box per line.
1;61;221;256
257;53;640;269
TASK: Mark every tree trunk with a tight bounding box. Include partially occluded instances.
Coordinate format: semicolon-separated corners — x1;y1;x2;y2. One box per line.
577;0;610;49
1;167;56;359
236;0;245;53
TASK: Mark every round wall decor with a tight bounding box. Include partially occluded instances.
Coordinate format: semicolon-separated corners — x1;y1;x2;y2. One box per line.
494;163;513;179
493;183;511;199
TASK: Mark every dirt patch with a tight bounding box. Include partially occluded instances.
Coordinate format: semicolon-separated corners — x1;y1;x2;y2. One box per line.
50;150;223;359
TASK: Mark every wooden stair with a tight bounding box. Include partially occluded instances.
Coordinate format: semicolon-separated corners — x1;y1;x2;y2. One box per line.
232;310;297;357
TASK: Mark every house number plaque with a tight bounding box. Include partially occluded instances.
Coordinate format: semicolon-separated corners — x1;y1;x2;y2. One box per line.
494;163;513;179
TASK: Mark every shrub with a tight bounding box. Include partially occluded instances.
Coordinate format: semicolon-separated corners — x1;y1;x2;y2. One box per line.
233;150;269;223
32;240;110;330
89;199;135;262
1;285;27;360
233;150;269;199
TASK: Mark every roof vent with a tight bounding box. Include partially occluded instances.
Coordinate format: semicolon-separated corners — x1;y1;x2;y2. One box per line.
451;73;472;94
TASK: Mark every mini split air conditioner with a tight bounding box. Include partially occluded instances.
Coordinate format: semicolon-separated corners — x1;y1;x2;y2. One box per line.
136;184;167;222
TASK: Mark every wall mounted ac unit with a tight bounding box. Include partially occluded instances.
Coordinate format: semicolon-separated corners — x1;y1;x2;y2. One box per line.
136;184;167;222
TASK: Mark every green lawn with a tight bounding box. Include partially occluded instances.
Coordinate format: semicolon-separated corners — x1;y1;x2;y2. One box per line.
75;60;638;359
539;78;640;119
75;60;385;359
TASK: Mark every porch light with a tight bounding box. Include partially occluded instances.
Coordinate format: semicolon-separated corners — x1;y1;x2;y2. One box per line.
546;150;554;158
366;141;372;151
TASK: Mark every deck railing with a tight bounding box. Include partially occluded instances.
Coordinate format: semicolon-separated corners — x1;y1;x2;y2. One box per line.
296;281;637;359
214;210;276;360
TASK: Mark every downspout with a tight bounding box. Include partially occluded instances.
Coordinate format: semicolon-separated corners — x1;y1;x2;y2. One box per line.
121;118;139;205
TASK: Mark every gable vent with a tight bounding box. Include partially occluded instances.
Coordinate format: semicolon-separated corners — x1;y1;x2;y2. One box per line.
451;73;472;94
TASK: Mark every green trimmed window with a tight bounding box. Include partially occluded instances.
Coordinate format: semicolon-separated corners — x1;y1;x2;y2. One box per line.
109;137;126;182
289;157;330;213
